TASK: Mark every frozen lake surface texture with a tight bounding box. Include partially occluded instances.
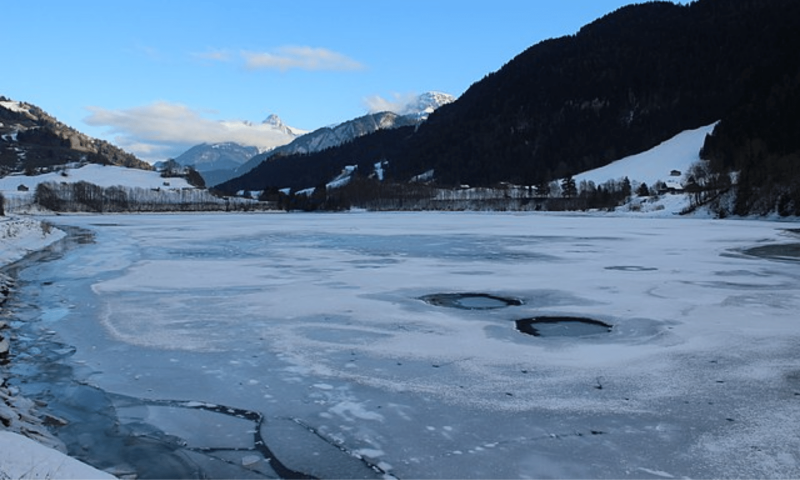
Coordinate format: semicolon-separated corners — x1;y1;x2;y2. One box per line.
9;212;800;479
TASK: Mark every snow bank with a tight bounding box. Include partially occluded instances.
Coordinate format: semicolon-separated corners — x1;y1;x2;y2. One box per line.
0;216;66;266
0;432;115;479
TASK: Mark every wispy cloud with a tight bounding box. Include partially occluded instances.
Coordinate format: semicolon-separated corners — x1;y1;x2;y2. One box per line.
242;46;364;72
363;92;421;115
84;101;296;162
192;49;233;62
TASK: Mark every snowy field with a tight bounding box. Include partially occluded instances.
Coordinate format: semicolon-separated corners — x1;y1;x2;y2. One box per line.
574;123;717;188
7;211;800;479
0;164;191;197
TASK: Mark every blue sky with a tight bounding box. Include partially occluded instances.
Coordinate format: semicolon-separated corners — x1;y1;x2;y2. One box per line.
4;1;645;162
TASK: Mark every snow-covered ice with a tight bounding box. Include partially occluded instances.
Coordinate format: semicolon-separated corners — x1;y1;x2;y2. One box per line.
8;211;799;479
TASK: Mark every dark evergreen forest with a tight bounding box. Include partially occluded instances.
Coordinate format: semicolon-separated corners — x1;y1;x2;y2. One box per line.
219;0;800;216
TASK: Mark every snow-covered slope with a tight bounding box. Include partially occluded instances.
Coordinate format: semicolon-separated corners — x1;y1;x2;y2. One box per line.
1;163;195;213
574;123;716;188
1;163;192;197
571;122;719;217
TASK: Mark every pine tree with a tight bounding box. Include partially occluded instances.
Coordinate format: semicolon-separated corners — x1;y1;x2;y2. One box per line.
561;176;577;197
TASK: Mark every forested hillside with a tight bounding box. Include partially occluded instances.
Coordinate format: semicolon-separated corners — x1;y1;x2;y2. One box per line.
701;55;800;216
0;97;151;174
219;0;800;215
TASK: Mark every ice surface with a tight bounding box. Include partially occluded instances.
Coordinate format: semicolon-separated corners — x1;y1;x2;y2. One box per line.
14;212;800;478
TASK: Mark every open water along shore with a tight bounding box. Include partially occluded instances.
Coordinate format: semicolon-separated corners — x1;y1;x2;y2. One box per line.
3;212;800;479
1;222;116;479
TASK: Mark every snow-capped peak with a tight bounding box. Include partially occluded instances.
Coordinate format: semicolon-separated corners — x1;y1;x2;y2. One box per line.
365;91;456;121
262;113;307;137
0;99;32;115
263;113;284;127
395;92;456;121
409;91;456;115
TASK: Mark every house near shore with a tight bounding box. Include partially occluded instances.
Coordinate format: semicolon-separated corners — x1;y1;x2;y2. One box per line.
659;179;685;194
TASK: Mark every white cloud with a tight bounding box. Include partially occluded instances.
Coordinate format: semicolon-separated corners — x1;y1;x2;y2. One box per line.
363;92;420;115
84;101;296;162
242;46;364;72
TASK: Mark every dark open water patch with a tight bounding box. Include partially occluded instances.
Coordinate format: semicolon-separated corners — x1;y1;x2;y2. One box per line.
742;243;800;262
421;293;523;310
604;265;658;272
515;316;613;337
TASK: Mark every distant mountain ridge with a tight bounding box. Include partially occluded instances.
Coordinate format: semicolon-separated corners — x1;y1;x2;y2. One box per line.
170;114;306;185
174;142;259;172
0;96;151;175
210;91;454;187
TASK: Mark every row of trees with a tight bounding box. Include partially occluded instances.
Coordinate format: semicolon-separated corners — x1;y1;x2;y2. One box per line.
33;181;271;213
256;174;654;212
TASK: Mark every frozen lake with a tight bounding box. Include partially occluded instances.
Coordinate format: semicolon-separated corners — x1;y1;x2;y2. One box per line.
8;212;800;478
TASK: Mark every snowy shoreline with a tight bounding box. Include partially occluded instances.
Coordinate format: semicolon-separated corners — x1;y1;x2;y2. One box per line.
0;215;114;479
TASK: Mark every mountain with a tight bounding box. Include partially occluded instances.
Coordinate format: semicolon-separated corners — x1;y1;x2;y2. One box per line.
261;113;306;137
228;112;416;181
0;97;151;175
174;142;259;172
395;91;457;121
216;0;800;217
171;142;260;186
170;114;305;186
213;92;454;188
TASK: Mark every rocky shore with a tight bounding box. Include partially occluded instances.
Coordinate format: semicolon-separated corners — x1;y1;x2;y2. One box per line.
1;271;70;443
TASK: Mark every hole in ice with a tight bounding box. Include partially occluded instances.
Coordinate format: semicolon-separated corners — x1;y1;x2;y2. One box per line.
515;316;612;337
421;293;523;310
604;265;658;271
742;243;800;262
